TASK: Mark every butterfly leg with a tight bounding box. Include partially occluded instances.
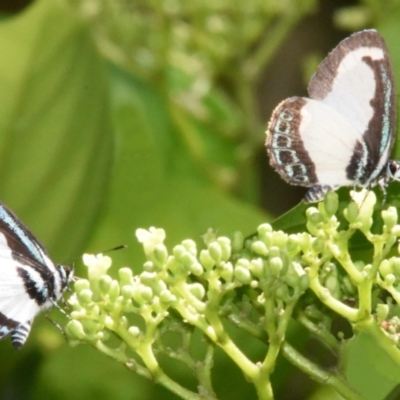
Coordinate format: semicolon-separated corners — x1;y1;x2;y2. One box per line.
11;322;31;349
303;185;332;203
377;178;389;205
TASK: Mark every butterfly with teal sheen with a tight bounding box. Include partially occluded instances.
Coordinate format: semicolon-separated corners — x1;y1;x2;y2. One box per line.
0;201;73;348
266;29;400;203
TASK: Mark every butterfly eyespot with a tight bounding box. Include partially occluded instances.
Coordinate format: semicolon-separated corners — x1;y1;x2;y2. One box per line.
280;111;294;122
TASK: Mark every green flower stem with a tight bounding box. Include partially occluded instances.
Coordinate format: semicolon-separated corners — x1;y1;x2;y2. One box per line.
308;266;359;321
252;374;274;400
369;238;385;279
95;341;152;381
261;302;294;376
195;342;216;399
281;342;364;400
116;327;204;400
227;312;362;400
296;312;340;352
156;329;217;398
263;289;278;339
205;299;259;378
331;242;363;284
173;281;206;312
358;238;385;318
380;280;400;304
227;312;269;342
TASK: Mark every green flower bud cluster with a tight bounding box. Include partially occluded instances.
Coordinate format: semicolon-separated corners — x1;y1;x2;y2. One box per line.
64;190;400;399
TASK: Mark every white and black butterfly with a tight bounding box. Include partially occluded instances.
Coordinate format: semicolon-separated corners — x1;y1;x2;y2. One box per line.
0;201;72;348
266;29;400;203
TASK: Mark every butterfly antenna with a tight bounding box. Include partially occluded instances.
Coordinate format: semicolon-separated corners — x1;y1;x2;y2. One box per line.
102;244;128;254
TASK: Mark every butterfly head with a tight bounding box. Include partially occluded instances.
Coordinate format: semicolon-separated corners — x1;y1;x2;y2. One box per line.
386;160;400;182
55;264;74;297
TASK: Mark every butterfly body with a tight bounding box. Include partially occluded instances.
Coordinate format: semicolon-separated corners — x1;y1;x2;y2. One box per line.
0;202;72;348
266;30;400;203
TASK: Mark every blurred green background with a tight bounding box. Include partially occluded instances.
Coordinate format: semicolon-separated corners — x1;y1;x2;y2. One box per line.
0;0;400;399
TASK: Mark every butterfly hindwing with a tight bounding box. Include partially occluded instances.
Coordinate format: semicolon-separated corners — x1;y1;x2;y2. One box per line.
267;96;360;188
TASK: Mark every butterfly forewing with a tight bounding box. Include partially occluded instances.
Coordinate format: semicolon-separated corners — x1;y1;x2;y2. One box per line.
0;202;71;348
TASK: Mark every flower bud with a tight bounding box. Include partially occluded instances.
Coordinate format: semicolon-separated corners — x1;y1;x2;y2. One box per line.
99;275;112;294
188;283;205;300
140;271;157;285
154;244;168;266
77;289;93;306
217;237;231;260
128;326;141;338
257;224;273;236
121;285;134;299
108;280;120;302
379;259;392;278
231;231;244;252
66;320;86;340
344;201;359;224
138;286;153;302
275;284;289;301
143;261;156;272
74;279;90;292
272;231;287;247
234;266;252;285
312;237;325;253
200;250;215;270
385;274;396;286
190;262;204;276
392;258;400;276
208;242;222;263
306;208;323;225
159;289;177;303
219;262;233;282
250;258;263;278
323;192;338;217
251;240;269;256
173;245;186;259
119;268;133;284
269;257;283;276
382;207;398;231
298;274;310;291
182;239;197;255
376;304;389;324
287;235;300;254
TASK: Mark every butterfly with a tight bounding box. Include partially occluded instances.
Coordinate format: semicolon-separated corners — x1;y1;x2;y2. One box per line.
0;201;73;348
266;29;400;203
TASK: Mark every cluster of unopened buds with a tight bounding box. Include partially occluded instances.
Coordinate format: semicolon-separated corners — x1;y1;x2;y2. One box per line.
64;190;400;399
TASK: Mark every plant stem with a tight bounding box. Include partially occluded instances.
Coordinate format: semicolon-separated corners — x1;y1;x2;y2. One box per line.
281;342;364;400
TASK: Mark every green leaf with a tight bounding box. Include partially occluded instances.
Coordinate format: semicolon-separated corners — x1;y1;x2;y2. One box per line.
87;67;269;268
345;333;400;400
0;0;112;260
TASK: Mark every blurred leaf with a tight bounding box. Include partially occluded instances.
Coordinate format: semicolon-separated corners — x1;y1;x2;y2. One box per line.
379;12;400;161
87;67;269;269
345;333;400;400
0;0;112;260
33;345;150;400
